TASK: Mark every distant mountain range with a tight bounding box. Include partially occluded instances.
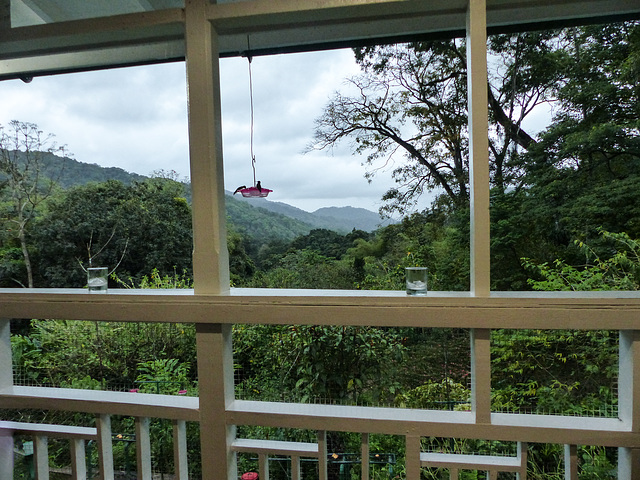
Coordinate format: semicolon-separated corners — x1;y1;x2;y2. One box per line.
11;152;395;242
230;194;395;233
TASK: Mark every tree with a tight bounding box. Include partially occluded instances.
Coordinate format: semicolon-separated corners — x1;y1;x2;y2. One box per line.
490;21;640;288
309;33;557;215
0;121;68;287
33;179;193;287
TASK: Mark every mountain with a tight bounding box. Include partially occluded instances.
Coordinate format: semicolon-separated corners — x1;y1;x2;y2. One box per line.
7;151;394;241
40;152;148;187
232;195;394;233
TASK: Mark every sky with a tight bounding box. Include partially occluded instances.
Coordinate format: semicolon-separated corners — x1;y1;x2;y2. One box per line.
0;48;407;214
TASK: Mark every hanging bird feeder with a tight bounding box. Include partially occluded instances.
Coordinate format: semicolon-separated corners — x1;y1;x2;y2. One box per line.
234;41;272;199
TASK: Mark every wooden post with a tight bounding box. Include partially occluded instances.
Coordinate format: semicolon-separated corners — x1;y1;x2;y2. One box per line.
466;0;490;297
291;455;301;480
471;328;492;424
136;417;152;480
619;330;640;479
405;435;421;480
564;444;578;480
318;430;328;480
0;318;12;391
0;427;13;480
185;0;230;295
173;419;189;479
185;0;234;478
34;435;49;480
70;438;88;480
259;453;270;480
361;433;369;480
196;323;237;480
96;414;114;480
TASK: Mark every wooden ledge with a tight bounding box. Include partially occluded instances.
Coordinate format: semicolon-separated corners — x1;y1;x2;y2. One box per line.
0;420;96;440
0;387;199;422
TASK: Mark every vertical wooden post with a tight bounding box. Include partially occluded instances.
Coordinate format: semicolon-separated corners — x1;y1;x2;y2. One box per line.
173;419;189;479
449;467;459;479
196;323;237;480
466;0;490;297
471;328;492;424
34;435;49;480
136;417;152;480
0;318;12;391
0;426;13;480
361;432;369;480
405;435;421;480
70;438;88;480
185;0;230;295
318;430;328;480
619;330;640;479
0;319;13;478
96;414;114;480
618;448;640;480
564;444;578;480
259;453;270;480
291;455;301;480
185;0;234;477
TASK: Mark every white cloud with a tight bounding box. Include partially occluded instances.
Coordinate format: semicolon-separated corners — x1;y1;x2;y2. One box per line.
0;48;397;213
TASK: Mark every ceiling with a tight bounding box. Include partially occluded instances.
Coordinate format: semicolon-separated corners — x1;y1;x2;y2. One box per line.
1;0;639;80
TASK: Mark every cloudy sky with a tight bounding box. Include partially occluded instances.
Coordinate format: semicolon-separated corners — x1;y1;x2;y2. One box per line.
0;48;407;214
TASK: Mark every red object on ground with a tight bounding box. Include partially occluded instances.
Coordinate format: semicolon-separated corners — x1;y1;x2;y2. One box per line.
241;473;259;480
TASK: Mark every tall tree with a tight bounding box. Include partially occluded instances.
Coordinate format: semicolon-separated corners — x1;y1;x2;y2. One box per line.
0;121;68;287
33;179;193;287
308;33;558;216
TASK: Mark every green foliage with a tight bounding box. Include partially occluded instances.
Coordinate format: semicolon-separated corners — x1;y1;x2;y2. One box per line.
234;324;405;405
524;230;640;291
492;329;618;415
394;379;470;410
32;178;193;287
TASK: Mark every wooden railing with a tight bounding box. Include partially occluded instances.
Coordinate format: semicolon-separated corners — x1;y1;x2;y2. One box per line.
1;288;640;479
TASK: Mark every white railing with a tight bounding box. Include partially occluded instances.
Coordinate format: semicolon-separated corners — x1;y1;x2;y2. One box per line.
1;288;640;479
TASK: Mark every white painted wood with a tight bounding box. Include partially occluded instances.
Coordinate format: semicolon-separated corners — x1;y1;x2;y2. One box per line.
517;441;527;480
196;323;237;480
185;0;229;296
421;451;522;470
0;386;199;421
0;427;13;480
34;435;49;480
471;328;491;424
96;414;114;480
291;454;301;480
0;318;12;391
173;419;189;480
361;432;369;480
619;331;640;430
0;420;97;439
135;417;152;480
70;438;88;480
564;444;577;480
231;438;319;456
317;430;328;480
618;447;640;480
466;0;490;297
2;289;640;330
405;435;421;480
259;453;270;480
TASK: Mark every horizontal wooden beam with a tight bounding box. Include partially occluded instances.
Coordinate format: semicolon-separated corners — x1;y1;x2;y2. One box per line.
0;386;199;421
1;288;640;329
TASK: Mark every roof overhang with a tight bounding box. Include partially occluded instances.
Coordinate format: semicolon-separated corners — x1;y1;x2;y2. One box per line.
1;0;639;81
